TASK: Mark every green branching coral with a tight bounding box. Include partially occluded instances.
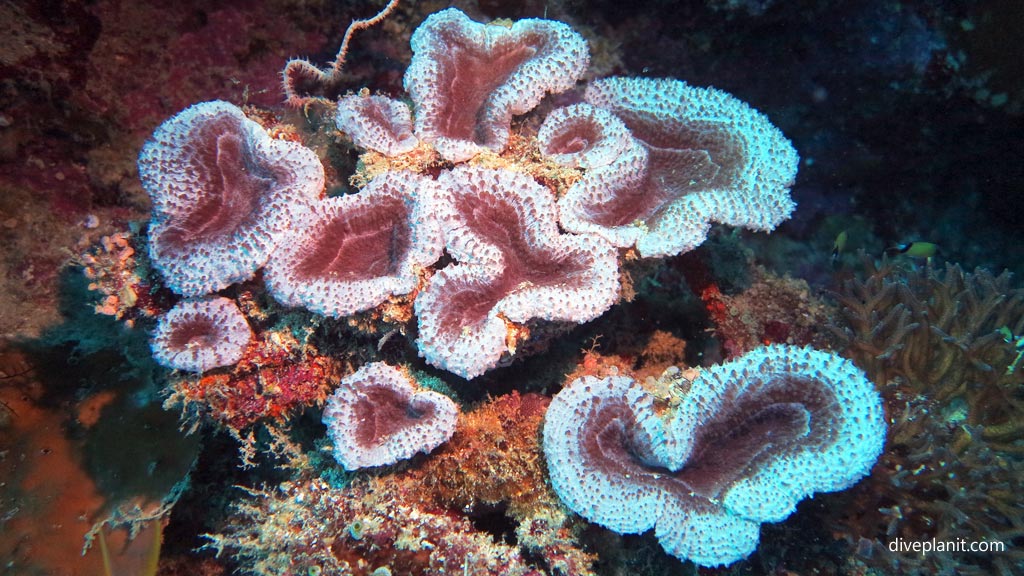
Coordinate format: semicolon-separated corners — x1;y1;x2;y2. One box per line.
827;254;1024;575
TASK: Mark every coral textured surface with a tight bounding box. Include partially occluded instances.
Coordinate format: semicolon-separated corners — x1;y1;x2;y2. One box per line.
543;345;886;566
264;170;441;317
6;1;1023;575
405;8;590;161
138;101;324;296
150;296;252;372
415;165;620;378
323;362;458;470
570;77;799;257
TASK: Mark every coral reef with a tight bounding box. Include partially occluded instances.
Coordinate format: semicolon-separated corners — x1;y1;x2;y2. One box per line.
24;2;1024;575
206;475;545;576
407;391;598;576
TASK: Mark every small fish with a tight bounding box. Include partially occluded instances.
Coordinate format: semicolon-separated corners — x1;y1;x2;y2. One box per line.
831;230;848;269
885;241;938;259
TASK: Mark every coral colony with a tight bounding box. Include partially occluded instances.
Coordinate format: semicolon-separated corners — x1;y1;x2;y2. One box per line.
131;5;887;570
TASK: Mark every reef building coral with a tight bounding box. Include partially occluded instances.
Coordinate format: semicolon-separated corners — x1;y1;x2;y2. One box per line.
543;345;886;567
137;100;323;297
322;362;458;470
135;7;800;382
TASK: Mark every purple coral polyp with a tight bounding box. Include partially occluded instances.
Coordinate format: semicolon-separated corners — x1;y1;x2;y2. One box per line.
139;100;324;296
542;345;886;567
150;296;253;373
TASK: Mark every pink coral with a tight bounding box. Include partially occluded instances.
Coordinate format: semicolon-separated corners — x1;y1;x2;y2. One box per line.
556;77;799;257
138;101;324;296
263;171;442;317
537;103;634;169
542;345;886;567
404;8;590;162
414;166;620;379
150;296;252;372
322;362;458;470
335;94;418;156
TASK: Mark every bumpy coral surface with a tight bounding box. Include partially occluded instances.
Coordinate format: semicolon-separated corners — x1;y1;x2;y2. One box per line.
564;77;799;257
543;345;886;567
138;100;323;296
414;165;620;378
264;170;441;317
150;296;252;372
336;93;419;156
323;362;458;470
404;8;590;162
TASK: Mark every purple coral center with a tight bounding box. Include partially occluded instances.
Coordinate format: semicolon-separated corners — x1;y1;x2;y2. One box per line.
583;374;832;503
433;31;539;145
351;384;438;449
294;195;412;281
435;190;588;335
163;122;273;251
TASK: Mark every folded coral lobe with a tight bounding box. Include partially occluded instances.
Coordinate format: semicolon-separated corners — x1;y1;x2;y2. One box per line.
150;296;252;372
570;77;799;257
139;101;323;296
404;8;589;162
322;362;458;470
543;345;885;567
264;171;442;317
415;166;619;379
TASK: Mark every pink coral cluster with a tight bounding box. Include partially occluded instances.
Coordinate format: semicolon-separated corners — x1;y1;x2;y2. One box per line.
140;7;799;385
414;166;620;378
542;345;886;567
322;362;458;470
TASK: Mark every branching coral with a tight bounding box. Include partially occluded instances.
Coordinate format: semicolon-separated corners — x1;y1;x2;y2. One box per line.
829;254;1024;574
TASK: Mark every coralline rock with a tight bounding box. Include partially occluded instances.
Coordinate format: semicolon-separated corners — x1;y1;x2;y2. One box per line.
404;8;590;162
150;296;252;372
263;171;442;317
335;93;418;156
322;362;458;470
414;166;620;379
542;345;886;567
138;101;324;296
558;77;799;257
